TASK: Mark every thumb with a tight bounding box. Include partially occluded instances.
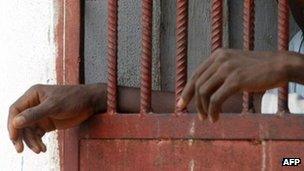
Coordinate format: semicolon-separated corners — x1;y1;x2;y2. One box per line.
13;101;55;128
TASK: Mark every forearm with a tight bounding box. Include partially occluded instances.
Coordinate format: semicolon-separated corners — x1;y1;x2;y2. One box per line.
286;52;304;84
90;83;176;113
90;83;248;114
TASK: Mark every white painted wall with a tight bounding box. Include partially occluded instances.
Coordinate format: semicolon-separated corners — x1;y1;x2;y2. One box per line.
0;1;59;170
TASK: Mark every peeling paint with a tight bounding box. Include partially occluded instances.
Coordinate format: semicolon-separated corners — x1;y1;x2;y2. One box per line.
189;159;195;171
188;139;194;146
189;120;195;136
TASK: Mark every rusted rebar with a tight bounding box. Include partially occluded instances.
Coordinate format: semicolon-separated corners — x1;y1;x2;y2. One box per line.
211;0;223;52
277;0;290;113
242;0;255;113
175;0;188;113
140;0;153;114
107;0;118;114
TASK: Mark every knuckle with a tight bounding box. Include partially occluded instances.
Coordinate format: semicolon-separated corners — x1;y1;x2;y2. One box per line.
9;105;16;113
24;109;35;121
227;76;240;90
24;108;42;122
214;49;230;62
30;84;43;92
221;61;233;71
214;48;225;56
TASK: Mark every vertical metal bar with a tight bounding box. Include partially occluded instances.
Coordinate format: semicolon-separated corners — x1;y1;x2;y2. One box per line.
140;0;153;114
175;0;188;113
277;0;290;113
242;0;255;113
107;0;118;114
211;0;223;52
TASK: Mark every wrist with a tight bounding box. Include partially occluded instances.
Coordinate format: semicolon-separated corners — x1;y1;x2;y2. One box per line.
283;52;304;82
87;83;107;114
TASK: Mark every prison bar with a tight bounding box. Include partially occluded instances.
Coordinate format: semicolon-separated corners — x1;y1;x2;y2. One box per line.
242;0;255;113
211;0;223;52
140;0;153;114
277;0;290;113
107;0;118;114
175;0;188;113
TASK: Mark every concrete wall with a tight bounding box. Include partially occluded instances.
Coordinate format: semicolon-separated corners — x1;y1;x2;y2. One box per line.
84;0;299;91
0;1;59;171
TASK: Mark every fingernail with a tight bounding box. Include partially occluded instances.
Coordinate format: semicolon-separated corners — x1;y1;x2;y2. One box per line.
13;116;26;127
14;144;21;153
209;117;215;123
14;142;23;153
198;114;203;121
41;144;47;152
32;146;40;154
177;98;184;108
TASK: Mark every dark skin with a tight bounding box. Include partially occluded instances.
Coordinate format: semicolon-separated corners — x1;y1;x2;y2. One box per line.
7;1;304;154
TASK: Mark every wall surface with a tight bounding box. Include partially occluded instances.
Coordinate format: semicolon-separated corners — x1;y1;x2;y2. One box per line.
0;1;59;171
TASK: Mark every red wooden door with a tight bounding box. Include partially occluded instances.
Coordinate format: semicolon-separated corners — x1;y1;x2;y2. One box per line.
57;0;304;170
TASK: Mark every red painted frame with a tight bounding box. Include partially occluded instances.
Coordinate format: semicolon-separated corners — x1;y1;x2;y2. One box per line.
56;0;304;170
55;1;83;170
80;114;304;140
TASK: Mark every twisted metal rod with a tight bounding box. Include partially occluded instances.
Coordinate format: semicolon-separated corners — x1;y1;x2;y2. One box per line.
107;0;118;114
242;0;255;113
277;0;290;113
211;0;223;52
175;0;188;113
140;0;153;114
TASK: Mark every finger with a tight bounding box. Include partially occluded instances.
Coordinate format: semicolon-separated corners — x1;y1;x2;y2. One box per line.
8;87;41;142
195;91;205;121
8;107;21;142
208;79;240;123
13;131;24;153
23;128;41;154
198;74;224;123
35;135;46;153
35;127;46;137
13;100;56;129
35;127;47;152
177;57;215;109
194;65;220;114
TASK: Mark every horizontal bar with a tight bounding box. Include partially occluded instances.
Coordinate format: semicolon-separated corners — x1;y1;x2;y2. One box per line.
80;113;304;140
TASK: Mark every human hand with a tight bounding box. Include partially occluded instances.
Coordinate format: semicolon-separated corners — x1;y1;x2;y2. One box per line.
177;49;304;122
8;84;106;153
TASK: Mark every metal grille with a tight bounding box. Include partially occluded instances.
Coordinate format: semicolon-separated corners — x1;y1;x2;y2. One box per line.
106;0;290;115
